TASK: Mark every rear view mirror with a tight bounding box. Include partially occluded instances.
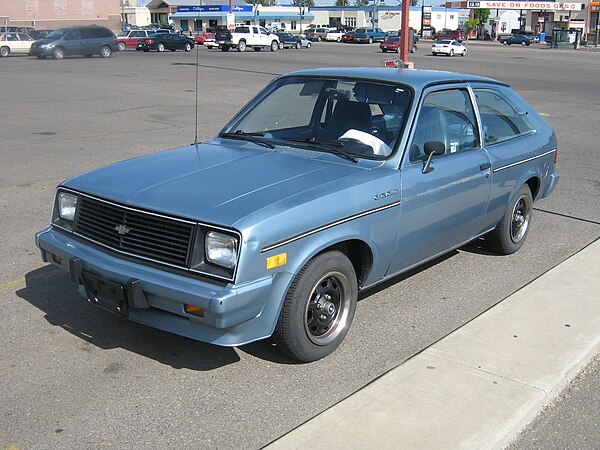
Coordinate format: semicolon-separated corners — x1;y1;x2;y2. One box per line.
422;141;445;174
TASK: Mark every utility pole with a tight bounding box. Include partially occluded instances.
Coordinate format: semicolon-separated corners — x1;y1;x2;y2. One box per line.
399;0;410;64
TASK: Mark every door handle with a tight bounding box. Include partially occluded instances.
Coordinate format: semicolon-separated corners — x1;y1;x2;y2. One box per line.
480;163;491;171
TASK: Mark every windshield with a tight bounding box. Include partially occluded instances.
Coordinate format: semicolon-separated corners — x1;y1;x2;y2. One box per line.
46;28;69;39
221;76;412;159
117;31;128;37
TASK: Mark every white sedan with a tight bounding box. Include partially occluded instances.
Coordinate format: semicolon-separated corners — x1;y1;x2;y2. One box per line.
0;32;34;57
431;39;467;57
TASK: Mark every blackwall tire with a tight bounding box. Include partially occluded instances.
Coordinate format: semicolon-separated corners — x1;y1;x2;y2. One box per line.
100;45;112;58
118;42;126;51
487;184;533;255
157;43;165;52
237;40;246;52
272;251;357;363
53;47;64;59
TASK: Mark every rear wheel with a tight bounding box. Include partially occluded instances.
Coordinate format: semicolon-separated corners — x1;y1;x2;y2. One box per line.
368;36;373;44
317;36;322;42
279;42;284;50
487;185;533;255
295;41;301;49
381;48;387;53
272;251;358;362
118;41;126;51
237;40;246;52
0;46;10;57
100;46;111;58
53;46;64;59
184;43;191;52
157;43;165;52
449;49;454;57
461;49;467;56
306;42;311;48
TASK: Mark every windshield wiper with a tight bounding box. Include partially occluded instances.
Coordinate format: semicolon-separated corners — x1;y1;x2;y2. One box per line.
282;137;358;163
219;131;275;149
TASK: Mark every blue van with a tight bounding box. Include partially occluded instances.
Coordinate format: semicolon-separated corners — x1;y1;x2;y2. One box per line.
29;26;118;59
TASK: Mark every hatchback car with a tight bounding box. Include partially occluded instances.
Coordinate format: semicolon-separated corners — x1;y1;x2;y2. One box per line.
29;26;118;59
36;68;559;363
116;29;153;50
500;34;532;46
431;39;467;56
0;32;34;57
136;33;194;52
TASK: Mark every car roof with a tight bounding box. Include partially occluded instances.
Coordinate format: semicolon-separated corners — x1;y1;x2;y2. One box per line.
282;68;506;90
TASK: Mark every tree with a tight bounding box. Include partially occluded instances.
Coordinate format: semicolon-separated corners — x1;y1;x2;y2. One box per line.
354;0;370;6
291;0;315;7
463;17;479;43
335;0;350;5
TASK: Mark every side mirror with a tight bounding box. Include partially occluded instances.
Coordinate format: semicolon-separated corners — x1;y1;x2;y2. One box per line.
422;141;445;174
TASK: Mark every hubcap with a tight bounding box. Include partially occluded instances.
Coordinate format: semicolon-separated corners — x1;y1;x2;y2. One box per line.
304;271;351;346
511;196;530;243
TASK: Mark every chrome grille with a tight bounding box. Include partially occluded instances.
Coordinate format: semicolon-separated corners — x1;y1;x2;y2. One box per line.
74;196;195;267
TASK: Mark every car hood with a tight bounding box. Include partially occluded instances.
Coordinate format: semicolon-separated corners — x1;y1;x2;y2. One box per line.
63;141;368;228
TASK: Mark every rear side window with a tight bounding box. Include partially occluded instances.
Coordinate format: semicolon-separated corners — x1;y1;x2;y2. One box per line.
474;88;535;146
82;28;100;39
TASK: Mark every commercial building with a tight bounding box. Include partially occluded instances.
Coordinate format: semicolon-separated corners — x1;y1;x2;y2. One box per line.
0;0;121;31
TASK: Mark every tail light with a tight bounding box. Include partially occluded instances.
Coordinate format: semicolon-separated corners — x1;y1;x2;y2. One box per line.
554;148;558;164
148;39;154;43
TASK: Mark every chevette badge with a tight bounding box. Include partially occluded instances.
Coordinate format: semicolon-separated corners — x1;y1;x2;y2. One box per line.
374;189;398;201
114;224;132;236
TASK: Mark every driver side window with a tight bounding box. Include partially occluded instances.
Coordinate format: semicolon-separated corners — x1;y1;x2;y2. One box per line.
409;89;479;163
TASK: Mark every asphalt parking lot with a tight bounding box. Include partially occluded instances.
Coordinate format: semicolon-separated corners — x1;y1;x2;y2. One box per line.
1;41;599;448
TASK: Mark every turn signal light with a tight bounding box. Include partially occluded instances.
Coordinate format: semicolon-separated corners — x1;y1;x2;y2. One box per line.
52;254;63;264
554;148;558;164
184;304;204;317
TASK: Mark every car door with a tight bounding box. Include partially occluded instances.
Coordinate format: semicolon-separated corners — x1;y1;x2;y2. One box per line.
389;86;492;274
62;28;83;55
15;33;33;53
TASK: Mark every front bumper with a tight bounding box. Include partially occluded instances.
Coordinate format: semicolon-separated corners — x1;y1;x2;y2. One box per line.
36;227;293;347
29;46;54;56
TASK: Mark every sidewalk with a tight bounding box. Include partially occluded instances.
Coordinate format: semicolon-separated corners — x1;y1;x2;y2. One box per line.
267;238;600;449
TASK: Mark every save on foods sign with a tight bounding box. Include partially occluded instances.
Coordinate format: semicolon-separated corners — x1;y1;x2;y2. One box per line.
467;1;584;9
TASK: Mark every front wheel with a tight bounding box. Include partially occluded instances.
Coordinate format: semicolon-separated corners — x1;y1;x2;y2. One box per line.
53;46;64;59
270;40;278;51
118;41;126;51
0;46;10;57
487;184;533;255
184;43;192;52
157;43;165;52
295;41;301;49
317;36;322;42
100;45;112;58
368;37;373;44
449;49;454;57
272;251;357;362
461;49;467;56
306;42;311;48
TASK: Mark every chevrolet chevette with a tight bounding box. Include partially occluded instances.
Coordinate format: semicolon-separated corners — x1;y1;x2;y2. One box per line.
36;68;559;362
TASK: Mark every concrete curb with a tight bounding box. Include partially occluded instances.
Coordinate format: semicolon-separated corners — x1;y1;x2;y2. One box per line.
266;238;600;449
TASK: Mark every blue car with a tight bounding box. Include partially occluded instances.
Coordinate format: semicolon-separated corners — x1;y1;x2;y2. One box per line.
354;27;387;43
36;68;559;362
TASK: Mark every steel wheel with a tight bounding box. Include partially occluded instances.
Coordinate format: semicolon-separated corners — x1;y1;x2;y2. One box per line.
273;251;357;362
303;270;353;346
510;195;531;244
488;184;533;254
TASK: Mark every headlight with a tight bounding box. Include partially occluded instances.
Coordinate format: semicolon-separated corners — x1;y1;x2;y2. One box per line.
52;190;78;230
205;231;238;269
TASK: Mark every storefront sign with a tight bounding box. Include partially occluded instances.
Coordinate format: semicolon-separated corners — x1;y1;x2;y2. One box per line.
467;1;584;10
177;5;253;13
591;2;600;12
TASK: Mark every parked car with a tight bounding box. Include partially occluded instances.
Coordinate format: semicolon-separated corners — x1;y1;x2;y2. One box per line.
29;26;118;59
136;33;194;52
28;29;54;40
305;27;329;42
499;34;532;46
0;32;34;57
431;39;467;56
341;31;356;43
193;31;214;45
116;29;153;50
326;30;344;42
380;35;416;53
433;29;464;42
36;67;559;362
354;28;386;44
275;32;311;49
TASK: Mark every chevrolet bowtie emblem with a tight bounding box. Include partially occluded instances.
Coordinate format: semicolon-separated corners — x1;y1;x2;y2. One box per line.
115;224;132;235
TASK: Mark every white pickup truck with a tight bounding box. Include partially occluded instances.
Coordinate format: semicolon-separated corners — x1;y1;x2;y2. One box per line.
217;25;280;52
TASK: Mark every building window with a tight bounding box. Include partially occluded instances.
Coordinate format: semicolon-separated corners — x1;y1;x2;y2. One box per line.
345;17;356;27
291;20;297;30
437;14;441;19
450;15;455;19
